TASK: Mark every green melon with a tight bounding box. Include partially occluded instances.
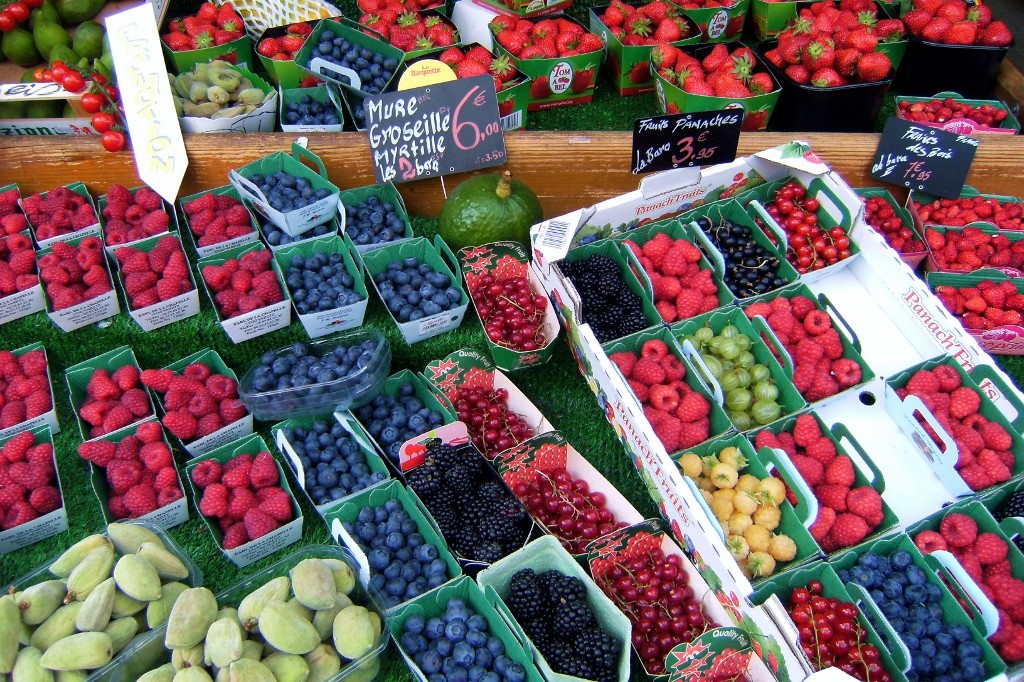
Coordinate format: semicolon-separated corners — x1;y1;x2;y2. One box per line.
437;171;543;253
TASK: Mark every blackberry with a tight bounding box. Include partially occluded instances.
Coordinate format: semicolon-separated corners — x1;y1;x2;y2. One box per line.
407;468;442;499
479;481;505;500
444;464;473;491
561;254;651;343
475;540;505;563
552;599;595;635
996;491;1024;521
507;570;545;621
546;573;587;604
575;630;621;671
559;656;595;680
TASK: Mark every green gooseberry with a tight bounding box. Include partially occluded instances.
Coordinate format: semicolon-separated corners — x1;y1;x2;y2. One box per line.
749;364;771;384
728;367;751;388
729;410;753;431
719;370;741;393
694;327;714;345
737;351;757;368
753;381;779;403
734;334;752;352
720;324;740;339
751;399;782;425
726;387;752;412
718;339;741;361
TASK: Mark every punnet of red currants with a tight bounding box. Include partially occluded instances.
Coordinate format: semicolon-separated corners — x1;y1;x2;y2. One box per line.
452;385;534;458
760;180;854;274
469;272;550;352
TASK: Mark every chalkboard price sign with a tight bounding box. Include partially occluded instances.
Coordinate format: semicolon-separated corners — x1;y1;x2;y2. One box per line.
631;109;743;174
365;75;506;185
870;116;979;198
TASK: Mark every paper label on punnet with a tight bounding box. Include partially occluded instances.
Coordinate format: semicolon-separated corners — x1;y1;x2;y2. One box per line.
0;82;75;102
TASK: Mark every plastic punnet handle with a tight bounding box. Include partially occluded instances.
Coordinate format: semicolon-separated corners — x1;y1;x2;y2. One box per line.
747;314;794;377
902;393;959;459
481;584;530;648
416;370;456;414
434;235;463;283
815;293;862;353
807;177;852;228
686;220;727;276
308;57;361;89
680;475;726;541
679;339;725;406
927;550;1000;637
621;241;657;301
291;142;329;179
845;581;912;674
831;423;885;493
932;91;966;99
229;169;271;208
756;446;820;529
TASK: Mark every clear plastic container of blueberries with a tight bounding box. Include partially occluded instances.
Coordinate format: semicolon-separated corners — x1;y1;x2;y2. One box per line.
239;329;391;421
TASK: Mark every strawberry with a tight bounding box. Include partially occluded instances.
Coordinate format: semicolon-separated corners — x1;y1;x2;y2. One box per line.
980;20;1013;47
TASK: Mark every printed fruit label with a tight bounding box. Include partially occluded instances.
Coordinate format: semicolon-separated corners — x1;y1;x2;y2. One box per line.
549;62;574;95
707;10;729;39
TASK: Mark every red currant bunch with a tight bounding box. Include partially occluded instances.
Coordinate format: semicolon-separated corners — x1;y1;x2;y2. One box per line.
763;180;852;274
510;468;628;553
452;386;534;457
470;273;549;352
788;581;892;682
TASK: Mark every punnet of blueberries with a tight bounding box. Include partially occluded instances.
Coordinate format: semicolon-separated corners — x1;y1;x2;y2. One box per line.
249;170;334;213
400;598;529;682
373;256;464;323
344;194;408;247
342;497;454;607
559;254;652;343
283;93;342;127
309;33;398;96
284;251;365;315
239;333;390;419
281;418;386;507
354;380;446;463
692;216;789;298
259;215;335;248
835;548;987;682
506;569;621;682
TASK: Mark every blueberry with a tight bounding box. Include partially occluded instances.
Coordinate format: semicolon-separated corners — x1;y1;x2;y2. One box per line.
425;618;446;640
436;638;454;657
446;620;468;643
486;636;504;657
420;650;443;674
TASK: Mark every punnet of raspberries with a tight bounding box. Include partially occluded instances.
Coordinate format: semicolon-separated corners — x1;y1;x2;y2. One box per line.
914;195;1023;231
77;364;155;438
903;0;1012;46
0;348;53;430
256;22;313;61
609;338;714;453
113;235;196;311
0;188;27;237
21;186;98;241
913;512;1024;663
101;184;172;247
201;248;285;319
361;10;458;53
934;279;1024;332
190;451;295;549
77;422;184;519
180;190;256;248
161;1;246;52
598;0;695;46
898;97;1011;128
0;233;39;297
39;237;114;311
862;195;925;254
755;413;885;552
894;363;1016;491
0;431;63;531
141;360;249;443
623;233;720;323
925;226;1024;273
745;294;865;402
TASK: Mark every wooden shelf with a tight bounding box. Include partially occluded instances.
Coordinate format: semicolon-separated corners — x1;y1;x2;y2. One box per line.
2;131;1024;218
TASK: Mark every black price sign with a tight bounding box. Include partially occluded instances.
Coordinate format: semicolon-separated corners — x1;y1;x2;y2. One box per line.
631;109;743;174
870;117;979;198
365;75;506;185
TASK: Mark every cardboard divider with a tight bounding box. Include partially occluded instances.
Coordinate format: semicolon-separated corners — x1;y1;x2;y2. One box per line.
854;187;927;268
65;345;153;443
0;425;68;553
0;342;59;442
176;184;260;259
20;181;102;249
36;231;120;333
337;181;413;254
111;232;201;332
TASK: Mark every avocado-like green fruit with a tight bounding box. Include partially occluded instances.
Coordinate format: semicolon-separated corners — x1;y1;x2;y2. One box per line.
32;17;71;62
2;27;42;67
438;171;543;253
71;20;104;59
52;0;105;25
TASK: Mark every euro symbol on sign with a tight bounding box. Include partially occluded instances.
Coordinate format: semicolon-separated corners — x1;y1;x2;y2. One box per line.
474;92;486;106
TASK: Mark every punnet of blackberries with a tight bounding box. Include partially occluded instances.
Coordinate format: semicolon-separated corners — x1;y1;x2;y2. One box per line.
692;216;788;298
559;254;652;343
506;568;622;682
406;442;533;564
342;498;454;608
280;418;387;507
355;380;447;464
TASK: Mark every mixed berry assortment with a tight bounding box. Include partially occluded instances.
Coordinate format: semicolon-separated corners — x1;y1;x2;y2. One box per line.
141;360;248;443
560;254;652;343
344;195;408;247
862;195;924;255
373;257;463;323
76;364;154;438
354;381;448;463
760;180;853;274
279;418;387;506
0;348;52;430
934;278;1024;332
0;430;62;530
308;34;399;95
283;251;365;315
21;186;97;241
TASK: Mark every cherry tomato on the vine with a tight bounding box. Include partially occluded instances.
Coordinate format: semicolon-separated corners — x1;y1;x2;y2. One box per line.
62;72;86;93
0;12;16;31
32;67;47;82
80;92;104;113
91;112;114;133
104;85;120;101
49;63;68;82
92;73;107;86
101;130;126;153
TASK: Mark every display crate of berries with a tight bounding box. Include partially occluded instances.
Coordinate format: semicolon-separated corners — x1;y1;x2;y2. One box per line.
742;284;876;404
920;224;1024;278
674;433;820;598
97;184;175;254
494;430;643;557
0;343;58;441
488;15;604;111
362;236;470;344
177;184;260;259
909;186;1024;233
256;20;317;88
652;42;781;131
671;306;806;431
457;241;560;372
0;231;45;327
602;328;732;455
65;346;155;442
279;84;345;132
854;188;927;268
751;411;899;560
36;234;120;333
352;368;455;466
272;412;390;516
325;478;463;609
0;425;67;553
401;428;539;568
160;1;253;74
830;532;1006;681
774;562;910;682
229;143;341;238
186;433;304;567
144;348;254;458
77;419;189;531
19;182;101;249
425;348;554;459
928;271;1024;356
110;233;201;332
339;181;414;253
885;355;1024;496
896;91;1020;136
197;241;293;344
588;2;701;95
387;575;543;682
478;535;633;682
273;234;369;338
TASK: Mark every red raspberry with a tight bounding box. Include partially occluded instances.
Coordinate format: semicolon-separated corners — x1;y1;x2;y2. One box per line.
163;410;198;441
258;490;293;522
25;390;52;419
199;483;229;518
9;461;52;490
0;482;26;507
16;350;47;377
139;442;173;472
190;459;223;489
2;431;36;463
249;451;279;489
113;436;141;463
111;364;141;392
815;483;850;512
120;389;152;418
87;369;120;401
974;532;1009;565
154;466;179;490
808;506;836;542
157;486;183;507
824;456;855;487
243;507;279;540
188;390;216;418
252;270;283;303
940;512;978;547
3;501;38;530
107;460;142;495
123;484;158;517
25;443;54;467
914;529;947;554
141;368;174;393
228;487;258;519
221;459;252;489
219;399;248;424
205;374;238;401
28;485;62;514
102;405;135;434
163;389;192;412
222;521;249;549
196;413;224;438
183;363;213;382
136;421;164;444
78;441;116;467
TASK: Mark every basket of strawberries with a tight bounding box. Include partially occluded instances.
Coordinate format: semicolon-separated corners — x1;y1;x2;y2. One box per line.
161;2;253;74
256;21;318;88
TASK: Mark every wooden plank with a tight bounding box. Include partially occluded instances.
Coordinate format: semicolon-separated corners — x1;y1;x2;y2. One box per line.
1;131;1023;218
994;60;1024;113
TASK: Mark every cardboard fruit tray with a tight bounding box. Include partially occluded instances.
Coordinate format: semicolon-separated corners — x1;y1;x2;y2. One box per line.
530;141;1024;680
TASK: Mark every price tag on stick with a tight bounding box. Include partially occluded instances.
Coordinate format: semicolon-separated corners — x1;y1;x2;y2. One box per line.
631;109;742;174
364;75;506;185
870;116;979;198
